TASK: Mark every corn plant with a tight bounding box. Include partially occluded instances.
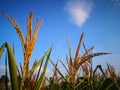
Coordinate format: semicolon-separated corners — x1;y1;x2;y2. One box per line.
2;11;43;75
1;11;52;90
50;32;111;90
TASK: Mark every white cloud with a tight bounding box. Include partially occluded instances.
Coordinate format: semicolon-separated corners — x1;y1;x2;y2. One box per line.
0;65;52;78
0;65;9;77
35;66;52;77
65;0;93;27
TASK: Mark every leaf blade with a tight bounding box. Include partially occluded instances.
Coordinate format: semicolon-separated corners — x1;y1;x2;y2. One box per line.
0;42;19;90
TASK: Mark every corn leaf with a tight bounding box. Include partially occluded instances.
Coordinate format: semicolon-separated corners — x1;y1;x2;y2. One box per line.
24;45;53;81
50;58;74;89
0;42;18;90
93;65;106;78
34;46;52;89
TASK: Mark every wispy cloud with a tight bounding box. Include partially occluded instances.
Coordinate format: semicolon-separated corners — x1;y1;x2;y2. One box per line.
65;0;93;28
111;0;120;7
0;65;52;78
35;66;52;77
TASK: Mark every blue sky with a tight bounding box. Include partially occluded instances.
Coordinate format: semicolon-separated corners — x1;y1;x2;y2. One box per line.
0;0;120;76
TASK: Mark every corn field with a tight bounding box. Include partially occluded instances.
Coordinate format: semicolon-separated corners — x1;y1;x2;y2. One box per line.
0;11;120;90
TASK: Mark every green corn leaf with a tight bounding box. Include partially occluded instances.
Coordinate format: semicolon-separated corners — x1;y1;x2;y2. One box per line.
101;78;119;90
93;65;106;78
34;46;52;89
75;79;85;89
24;45;53;81
50;58;74;89
0;42;19;90
0;42;6;57
34;58;43;85
35;55;48;85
